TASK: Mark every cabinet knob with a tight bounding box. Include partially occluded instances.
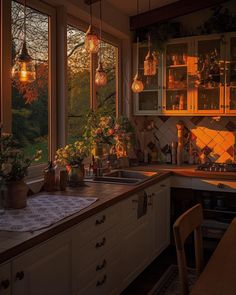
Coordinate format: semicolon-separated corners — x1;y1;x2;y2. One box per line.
96;259;107;271
15;271;24;281
95;237;106;248
95;215;106;225
160;184;166;188
96;275;107;287
1;279;10;289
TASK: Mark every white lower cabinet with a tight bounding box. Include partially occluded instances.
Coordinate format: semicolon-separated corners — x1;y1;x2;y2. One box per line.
12;233;71;295
0;262;11;295
1;178;171;295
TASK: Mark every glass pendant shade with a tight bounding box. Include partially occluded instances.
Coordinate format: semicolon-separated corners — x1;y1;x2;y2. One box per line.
144;50;157;76
12;41;36;83
95;62;107;86
85;25;100;54
131;73;144;93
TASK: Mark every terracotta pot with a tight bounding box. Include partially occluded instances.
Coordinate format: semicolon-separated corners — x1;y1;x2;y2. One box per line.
5;180;28;209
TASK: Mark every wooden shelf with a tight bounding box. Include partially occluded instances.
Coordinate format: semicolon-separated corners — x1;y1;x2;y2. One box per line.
166;88;187;91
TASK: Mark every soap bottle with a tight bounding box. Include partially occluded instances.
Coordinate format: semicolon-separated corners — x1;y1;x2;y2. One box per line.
171;141;177;165
43;161;56;192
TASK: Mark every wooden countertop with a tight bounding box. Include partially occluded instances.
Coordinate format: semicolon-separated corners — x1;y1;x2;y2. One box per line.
190;217;236;295
0;171;170;264
1;164;236;264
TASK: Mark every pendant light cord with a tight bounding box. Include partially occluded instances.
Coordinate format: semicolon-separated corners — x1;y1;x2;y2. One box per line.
136;0;139;75
99;0;102;63
24;0;26;43
90;0;92;27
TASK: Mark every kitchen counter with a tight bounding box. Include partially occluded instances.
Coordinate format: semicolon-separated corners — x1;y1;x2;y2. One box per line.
0;171;170;264
1;164;236;264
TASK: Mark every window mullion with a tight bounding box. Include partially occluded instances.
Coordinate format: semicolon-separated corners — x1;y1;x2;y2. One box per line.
1;0;12;133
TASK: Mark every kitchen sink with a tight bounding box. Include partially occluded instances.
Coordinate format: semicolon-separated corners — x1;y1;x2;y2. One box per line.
90;170;159;185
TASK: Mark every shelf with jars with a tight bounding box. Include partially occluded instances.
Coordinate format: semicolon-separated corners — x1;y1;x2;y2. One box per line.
133;32;236;116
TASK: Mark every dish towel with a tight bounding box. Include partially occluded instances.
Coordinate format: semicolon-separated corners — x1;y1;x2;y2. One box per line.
0;194;97;232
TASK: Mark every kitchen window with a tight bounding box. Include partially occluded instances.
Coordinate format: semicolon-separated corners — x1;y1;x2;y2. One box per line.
1;0;56;178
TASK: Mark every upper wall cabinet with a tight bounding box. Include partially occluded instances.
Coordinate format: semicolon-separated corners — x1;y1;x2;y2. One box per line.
133;44;162;115
133;32;236;116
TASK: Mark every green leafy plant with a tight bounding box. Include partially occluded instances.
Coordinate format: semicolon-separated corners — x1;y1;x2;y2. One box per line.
0;134;42;181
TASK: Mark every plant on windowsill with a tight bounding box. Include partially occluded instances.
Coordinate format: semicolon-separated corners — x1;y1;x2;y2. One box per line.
0;134;42;209
55;140;89;187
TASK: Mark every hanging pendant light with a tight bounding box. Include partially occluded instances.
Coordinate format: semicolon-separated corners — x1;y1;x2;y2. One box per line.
144;0;157;76
144;34;157;76
85;0;100;54
95;0;107;87
12;0;36;83
131;0;144;93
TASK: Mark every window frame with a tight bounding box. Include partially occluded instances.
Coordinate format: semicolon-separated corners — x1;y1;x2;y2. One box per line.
67;14;122;117
1;0;57;180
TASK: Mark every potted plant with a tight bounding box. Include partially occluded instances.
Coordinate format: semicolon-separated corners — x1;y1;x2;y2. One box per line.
0;134;42;209
55;140;89;186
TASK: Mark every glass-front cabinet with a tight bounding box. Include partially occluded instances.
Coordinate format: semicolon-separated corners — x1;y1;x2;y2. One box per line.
133;32;236;116
163;40;190;114
133;44;161;115
193;36;224;114
225;34;236;114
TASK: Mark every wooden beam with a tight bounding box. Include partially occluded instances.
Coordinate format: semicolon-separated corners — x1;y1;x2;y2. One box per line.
84;0;100;4
130;0;230;30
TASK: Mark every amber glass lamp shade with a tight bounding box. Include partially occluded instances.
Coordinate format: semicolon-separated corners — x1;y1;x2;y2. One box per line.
131;73;144;93
95;62;107;86
144;50;157;76
85;25;100;54
12;42;36;83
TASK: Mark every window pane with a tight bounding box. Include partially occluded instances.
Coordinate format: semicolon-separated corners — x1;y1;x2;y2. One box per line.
67;25;90;142
11;1;49;163
96;41;117;116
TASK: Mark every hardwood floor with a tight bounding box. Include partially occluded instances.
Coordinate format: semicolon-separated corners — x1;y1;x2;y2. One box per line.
122;243;215;295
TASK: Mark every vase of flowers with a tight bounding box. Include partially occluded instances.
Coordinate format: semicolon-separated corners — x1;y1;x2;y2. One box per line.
55;140;88;187
83;111;115;158
0;134;42;209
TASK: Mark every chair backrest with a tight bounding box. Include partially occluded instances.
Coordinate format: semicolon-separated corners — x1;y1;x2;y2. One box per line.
173;204;204;295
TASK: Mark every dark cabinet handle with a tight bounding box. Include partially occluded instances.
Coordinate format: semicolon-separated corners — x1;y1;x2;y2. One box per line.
96;275;107;287
160;184;166;188
95;237;106;248
217;183;225;189
96;259;107;271
1;279;10;289
15;271;24;280
95;215;106;225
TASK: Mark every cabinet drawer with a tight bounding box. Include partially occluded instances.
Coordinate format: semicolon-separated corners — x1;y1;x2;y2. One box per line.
73;225;119;271
0;263;11;295
171;176;192;188
75;258;120;295
72;204;119;247
73;246;120;294
192;178;236;193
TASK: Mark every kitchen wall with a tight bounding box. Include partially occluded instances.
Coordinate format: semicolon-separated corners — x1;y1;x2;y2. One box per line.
133;116;236;164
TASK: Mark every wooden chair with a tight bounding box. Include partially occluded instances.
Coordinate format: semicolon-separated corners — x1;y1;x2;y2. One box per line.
173;204;204;295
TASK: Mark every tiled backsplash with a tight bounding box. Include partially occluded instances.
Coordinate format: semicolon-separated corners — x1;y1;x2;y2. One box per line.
133;116;236;164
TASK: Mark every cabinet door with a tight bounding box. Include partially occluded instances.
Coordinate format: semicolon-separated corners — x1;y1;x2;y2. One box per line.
163;40;192;114
120;193;151;290
193;36;224;114
150;181;170;257
0;262;11;295
133;44;161;115
12;234;71;295
225;34;236;114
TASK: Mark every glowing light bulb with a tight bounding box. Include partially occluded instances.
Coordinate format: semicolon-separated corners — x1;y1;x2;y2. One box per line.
85;25;100;54
95;62;107;86
131;73;144;93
